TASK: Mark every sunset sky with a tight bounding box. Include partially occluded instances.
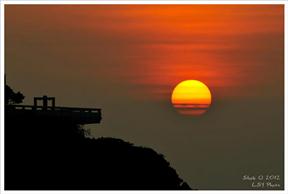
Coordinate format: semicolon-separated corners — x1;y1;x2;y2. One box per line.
5;5;284;189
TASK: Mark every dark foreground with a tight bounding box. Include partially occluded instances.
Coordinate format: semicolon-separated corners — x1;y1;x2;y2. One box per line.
5;110;192;190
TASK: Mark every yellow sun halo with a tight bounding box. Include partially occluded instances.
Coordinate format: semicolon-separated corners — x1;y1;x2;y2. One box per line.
171;80;212;116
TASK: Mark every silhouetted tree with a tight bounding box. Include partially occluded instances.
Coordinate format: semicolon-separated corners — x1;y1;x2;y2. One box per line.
5;84;24;105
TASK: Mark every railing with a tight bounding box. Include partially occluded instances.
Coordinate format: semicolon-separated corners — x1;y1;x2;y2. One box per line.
6;105;101;114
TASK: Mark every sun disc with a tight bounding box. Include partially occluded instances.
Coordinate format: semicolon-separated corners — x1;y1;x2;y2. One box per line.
171;80;212;116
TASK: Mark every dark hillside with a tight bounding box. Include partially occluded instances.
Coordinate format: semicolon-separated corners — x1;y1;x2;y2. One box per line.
5;85;192;190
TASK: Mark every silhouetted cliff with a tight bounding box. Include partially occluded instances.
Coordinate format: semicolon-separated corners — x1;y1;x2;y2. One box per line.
5;85;192;190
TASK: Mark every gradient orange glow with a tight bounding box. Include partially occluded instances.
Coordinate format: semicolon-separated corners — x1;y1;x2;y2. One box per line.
171;80;212;116
5;5;284;190
5;5;283;102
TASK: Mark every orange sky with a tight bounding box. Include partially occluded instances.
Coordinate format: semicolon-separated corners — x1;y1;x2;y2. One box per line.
6;5;284;103
5;5;284;189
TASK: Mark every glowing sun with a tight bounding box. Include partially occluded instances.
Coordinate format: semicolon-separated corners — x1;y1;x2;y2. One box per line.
171;80;212;116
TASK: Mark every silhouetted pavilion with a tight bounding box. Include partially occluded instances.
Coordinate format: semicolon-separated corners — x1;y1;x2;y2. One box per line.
6;96;101;124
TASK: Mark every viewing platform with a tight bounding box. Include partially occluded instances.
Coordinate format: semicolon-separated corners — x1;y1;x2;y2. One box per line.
6;96;102;124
